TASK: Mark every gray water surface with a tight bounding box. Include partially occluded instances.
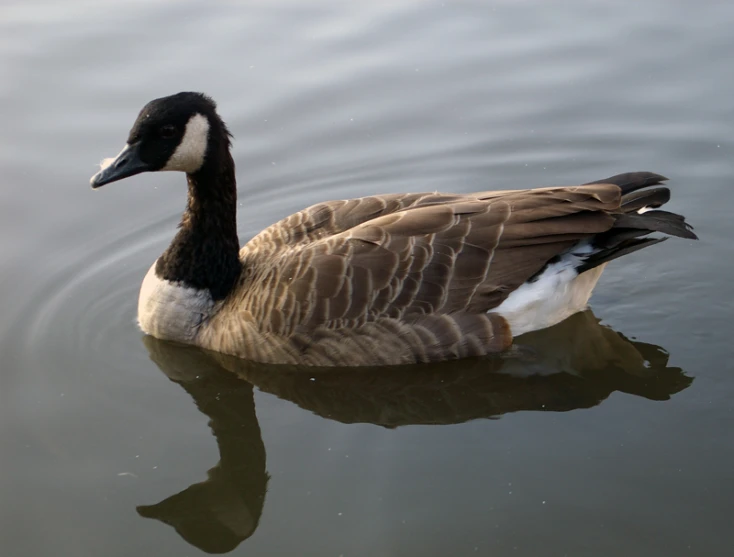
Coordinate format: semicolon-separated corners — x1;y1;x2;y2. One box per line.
2;1;733;555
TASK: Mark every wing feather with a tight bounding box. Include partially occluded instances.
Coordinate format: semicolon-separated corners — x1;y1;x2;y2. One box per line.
236;184;622;337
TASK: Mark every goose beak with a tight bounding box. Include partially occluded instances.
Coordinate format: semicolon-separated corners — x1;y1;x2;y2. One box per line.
90;142;150;189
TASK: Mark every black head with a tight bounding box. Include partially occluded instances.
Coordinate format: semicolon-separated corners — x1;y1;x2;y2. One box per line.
90;92;231;188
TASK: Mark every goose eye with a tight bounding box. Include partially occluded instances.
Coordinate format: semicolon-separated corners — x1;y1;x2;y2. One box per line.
159;125;177;139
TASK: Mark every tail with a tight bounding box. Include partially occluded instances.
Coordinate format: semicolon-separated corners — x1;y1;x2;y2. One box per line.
577;172;697;274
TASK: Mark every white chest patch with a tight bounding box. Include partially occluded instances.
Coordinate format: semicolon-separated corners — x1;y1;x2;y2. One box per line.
491;242;606;337
162;113;210;173
137;262;216;343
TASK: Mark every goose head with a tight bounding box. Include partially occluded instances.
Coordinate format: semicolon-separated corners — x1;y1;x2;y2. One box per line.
90;92;231;188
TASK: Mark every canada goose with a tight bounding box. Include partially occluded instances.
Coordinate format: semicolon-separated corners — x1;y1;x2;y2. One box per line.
90;92;696;367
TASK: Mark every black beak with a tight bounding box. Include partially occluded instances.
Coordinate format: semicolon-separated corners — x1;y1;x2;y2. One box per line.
90;142;150;189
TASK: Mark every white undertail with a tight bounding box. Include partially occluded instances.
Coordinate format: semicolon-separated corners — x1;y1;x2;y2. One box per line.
492;241;606;336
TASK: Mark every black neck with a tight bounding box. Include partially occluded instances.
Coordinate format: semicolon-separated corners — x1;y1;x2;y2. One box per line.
156;149;241;300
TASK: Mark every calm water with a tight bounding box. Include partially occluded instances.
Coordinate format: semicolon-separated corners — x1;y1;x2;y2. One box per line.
2;1;733;555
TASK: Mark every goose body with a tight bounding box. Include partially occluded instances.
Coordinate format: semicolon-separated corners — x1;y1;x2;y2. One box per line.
91;92;696;367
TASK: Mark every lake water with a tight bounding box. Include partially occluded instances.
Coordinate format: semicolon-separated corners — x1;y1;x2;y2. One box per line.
2;1;733;555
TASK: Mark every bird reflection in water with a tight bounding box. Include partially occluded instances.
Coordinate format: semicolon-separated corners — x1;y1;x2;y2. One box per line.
137;310;691;553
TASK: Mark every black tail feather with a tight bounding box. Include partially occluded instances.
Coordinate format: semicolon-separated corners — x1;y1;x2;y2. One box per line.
584;171;668;194
577;237;667;274
576;174;697;274
614;210;698;240
594;227;652;248
620;187;671;213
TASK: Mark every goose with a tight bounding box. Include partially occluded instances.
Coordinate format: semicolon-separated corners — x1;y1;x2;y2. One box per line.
90;92;696;367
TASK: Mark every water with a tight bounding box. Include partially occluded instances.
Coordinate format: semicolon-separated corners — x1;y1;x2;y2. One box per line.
2;0;733;555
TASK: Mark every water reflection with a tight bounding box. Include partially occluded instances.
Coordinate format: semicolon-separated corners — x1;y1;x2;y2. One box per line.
139;310;691;553
136;345;268;554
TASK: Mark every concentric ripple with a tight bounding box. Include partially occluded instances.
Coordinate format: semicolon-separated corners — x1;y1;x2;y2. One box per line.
10;218;176;381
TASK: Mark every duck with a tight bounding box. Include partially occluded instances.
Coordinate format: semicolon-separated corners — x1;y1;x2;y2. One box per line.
90;92;696;367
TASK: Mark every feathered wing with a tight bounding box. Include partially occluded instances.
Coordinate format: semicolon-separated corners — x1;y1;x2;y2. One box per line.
236;184;620;332
240;192;477;255
199;172;695;365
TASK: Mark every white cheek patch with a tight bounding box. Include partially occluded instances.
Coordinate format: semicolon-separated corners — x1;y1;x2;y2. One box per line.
163;113;210;173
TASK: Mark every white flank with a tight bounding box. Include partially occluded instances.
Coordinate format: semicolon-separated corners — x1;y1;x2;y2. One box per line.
163;113;210;173
137;262;215;342
492;241;605;337
637;206;653;214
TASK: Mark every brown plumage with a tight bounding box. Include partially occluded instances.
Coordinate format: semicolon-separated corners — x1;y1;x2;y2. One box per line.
200;173;695;365
90;93;696;367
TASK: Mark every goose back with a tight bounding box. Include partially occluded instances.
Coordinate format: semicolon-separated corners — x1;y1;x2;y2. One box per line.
200;183;628;365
